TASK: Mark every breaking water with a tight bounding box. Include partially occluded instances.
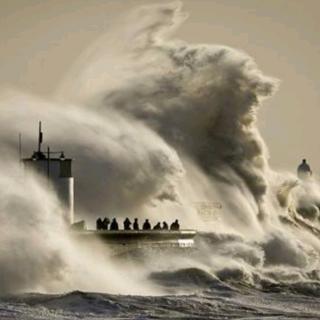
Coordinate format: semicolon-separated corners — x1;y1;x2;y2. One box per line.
2;276;320;319
2;233;320;319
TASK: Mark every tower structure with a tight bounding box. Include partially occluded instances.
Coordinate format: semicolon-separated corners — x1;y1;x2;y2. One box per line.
22;122;74;224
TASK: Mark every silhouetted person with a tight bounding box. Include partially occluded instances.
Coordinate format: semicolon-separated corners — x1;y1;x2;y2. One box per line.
102;217;110;230
110;218;119;231
142;219;151;230
162;221;168;230
123;217;132;230
133;218;139;230
170;219;180;231
297;159;312;179
153;222;161;230
96;218;103;230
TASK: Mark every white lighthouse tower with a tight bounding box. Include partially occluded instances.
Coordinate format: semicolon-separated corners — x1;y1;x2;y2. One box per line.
22;122;74;224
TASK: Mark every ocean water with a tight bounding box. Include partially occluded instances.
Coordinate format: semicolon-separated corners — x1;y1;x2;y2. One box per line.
2;281;320;319
1;232;320;320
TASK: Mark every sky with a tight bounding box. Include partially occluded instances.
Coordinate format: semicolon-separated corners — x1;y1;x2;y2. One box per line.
0;0;319;174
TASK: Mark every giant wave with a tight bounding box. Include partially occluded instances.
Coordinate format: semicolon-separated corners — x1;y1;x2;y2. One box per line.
0;3;320;319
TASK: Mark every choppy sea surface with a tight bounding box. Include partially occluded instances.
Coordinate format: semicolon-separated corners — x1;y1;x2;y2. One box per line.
2;273;320;320
2;232;320;319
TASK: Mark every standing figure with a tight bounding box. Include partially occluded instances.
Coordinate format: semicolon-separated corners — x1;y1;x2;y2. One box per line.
142;219;151;230
123;217;132;230
153;222;161;230
170;219;180;231
297;159;312;179
162;221;168;230
96;218;103;230
110;218;119;231
133;218;139;230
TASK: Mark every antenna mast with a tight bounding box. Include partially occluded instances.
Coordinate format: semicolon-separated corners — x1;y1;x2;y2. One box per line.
38;121;43;153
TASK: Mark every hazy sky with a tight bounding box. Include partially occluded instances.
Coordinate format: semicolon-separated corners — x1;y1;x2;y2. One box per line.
1;0;319;174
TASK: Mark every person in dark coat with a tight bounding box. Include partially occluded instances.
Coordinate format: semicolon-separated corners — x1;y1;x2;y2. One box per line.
133;218;139;230
142;219;151;230
96;218;103;230
297;159;312;179
110;218;119;230
170;219;180;231
102;217;110;230
162;221;168;230
153;222;161;230
123;217;132;230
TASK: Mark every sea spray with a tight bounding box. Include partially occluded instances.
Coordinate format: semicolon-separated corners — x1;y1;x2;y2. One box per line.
0;159;157;295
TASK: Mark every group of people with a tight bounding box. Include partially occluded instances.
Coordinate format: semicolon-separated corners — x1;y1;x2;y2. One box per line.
96;217;180;231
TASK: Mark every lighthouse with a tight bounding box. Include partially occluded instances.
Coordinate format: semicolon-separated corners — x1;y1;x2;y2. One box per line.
22;122;74;224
